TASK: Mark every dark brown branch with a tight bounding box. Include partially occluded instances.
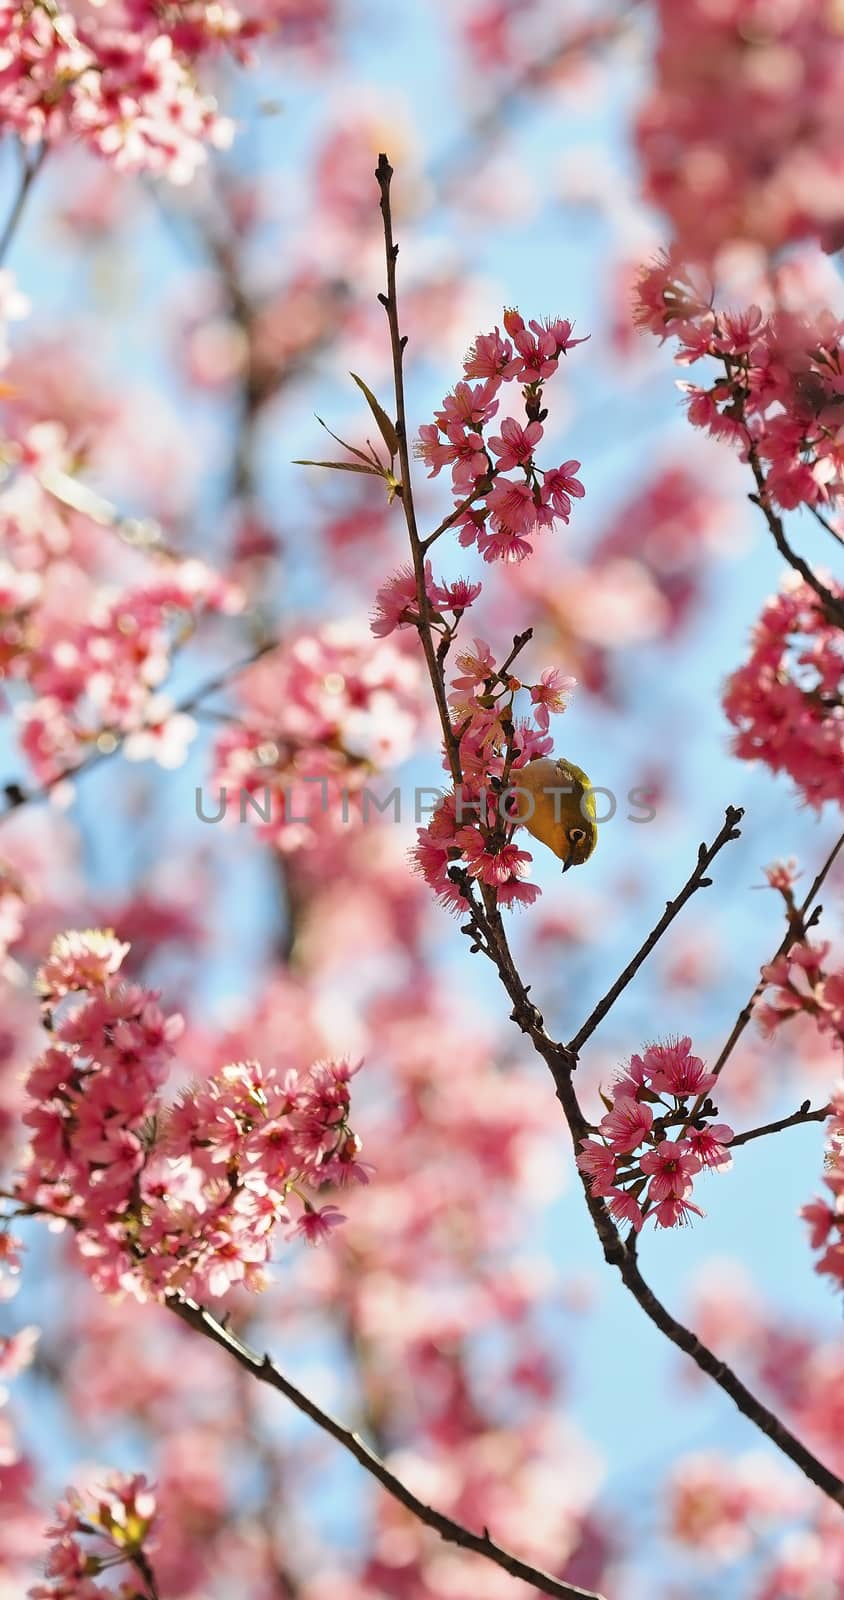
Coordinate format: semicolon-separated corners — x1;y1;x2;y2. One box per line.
549;1076;844;1510
747;448;844;630
566;807;745;1055
166;1296;606;1600
730;1101;831;1149
479;912;844;1509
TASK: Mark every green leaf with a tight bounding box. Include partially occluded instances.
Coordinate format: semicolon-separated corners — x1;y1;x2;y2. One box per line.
350;373;399;461
314;416;377;465
293;458;382;475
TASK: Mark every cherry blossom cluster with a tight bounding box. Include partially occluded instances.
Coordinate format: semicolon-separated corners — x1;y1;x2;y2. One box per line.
412;636;575;911
415;308;586;562
117;0;334;57
576;1037;733;1231
638;0;844;263
210;621;425;851
755;936;844;1048
13;929;365;1302
5;543;240;784
11;966;615;1596
722;576;843;810
0;2;234;183
31;1472;158;1600
801;1085;844;1296
370;559;482;639
0;348;249;784
636;255;844;519
667;1451;803;1565
116;1;261;56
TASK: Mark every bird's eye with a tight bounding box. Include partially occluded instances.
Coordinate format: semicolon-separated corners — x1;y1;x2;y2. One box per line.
568;827;586;844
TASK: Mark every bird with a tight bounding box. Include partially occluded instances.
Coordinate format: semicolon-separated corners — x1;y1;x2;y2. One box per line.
508;756;597;871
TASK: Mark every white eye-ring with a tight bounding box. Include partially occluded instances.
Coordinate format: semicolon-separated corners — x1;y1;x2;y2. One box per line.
568;827;586;844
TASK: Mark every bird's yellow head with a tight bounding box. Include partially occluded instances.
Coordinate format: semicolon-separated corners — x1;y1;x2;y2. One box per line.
510;756;597;872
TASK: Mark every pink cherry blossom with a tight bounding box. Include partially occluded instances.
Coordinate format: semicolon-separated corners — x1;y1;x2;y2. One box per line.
600;1096;654;1154
640;1140;702;1202
294;1203;346;1245
686;1124;734;1171
606;1188;644;1232
15;931;366;1304
652;1196;706;1229
635;1036;716;1097
576;1140;617;1195
488;417;543;471
529;669;576;731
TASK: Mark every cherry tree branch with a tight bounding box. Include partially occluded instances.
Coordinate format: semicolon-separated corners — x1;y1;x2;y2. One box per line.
374;155;844;1512
376;154;549;1028
0;140;47;264
730;1101;831;1149
488;885;844;1509
808;503;844;551
746;448;844;630
42;467;178;558
376;155;463;792
566;806;745;1054
421;484;489;551
547;1069;844;1505
166;1296;606;1600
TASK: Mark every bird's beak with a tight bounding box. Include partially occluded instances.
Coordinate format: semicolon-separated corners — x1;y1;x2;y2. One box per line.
562;855;573;873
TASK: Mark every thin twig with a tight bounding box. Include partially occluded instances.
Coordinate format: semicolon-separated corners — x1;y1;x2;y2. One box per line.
376;154;462;791
747;449;844;630
548;1073;844;1509
166;1296;606;1600
498;627;534;679
566;806;745;1055
0;141;46;265
41;468;178;559
421;485;490;551
730;1101;831;1149
808;503;844;551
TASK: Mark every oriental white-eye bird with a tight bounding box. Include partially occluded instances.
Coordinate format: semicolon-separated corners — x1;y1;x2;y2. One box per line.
510;756;597;871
